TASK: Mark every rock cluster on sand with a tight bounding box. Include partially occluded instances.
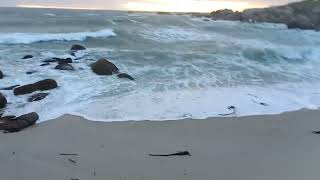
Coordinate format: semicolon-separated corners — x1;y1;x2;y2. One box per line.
14;79;58;96
209;0;320;30
0;44;136;132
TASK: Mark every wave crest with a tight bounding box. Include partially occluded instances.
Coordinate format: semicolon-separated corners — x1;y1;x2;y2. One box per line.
0;29;116;44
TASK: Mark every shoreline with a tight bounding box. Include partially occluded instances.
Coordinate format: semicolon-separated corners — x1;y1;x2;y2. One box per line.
1;109;320;180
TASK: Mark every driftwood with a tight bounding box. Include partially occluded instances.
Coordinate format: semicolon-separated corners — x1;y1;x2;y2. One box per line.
0;112;39;133
218;106;236;116
312;131;320;134
59;153;79;156
68;158;77;164
149;151;191;157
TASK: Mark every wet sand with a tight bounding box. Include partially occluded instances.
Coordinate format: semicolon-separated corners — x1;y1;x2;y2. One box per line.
0;109;320;180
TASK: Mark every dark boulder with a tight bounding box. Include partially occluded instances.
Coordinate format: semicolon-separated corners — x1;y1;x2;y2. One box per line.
14;79;58;96
71;44;86;51
117;73;135;81
28;93;49;102
55;63;75;71
0;85;20;90
91;58;119;75
0;93;7;109
0;70;3;79
34;79;58;91
0;112;39;133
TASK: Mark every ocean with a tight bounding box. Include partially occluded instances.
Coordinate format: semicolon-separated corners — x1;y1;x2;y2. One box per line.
1;7;320;122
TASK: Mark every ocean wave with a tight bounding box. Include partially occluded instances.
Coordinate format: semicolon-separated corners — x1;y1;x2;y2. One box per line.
0;29;116;44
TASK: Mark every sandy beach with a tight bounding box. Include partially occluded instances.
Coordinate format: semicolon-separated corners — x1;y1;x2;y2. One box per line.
0;109;319;180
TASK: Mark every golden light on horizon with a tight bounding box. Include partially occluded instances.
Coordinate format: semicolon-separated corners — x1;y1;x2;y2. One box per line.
124;0;266;12
17;0;268;12
17;4;102;10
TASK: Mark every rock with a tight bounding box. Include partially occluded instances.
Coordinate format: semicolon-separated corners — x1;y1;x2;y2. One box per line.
43;57;73;64
26;71;37;75
14;79;58;96
0;93;7;109
0;70;3;79
34;79;58;91
210;9;242;21
208;1;320;31
55;58;73;64
22;55;33;59
91;58;119;75
55;63;75;71
0;112;39;133
117;73;135;81
28;93;49;102
40;63;50;66
0;85;20;90
71;44;86;51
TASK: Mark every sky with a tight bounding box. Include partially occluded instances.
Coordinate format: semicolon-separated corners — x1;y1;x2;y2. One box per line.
0;0;301;12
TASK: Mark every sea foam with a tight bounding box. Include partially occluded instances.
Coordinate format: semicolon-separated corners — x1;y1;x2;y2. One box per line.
0;29;116;44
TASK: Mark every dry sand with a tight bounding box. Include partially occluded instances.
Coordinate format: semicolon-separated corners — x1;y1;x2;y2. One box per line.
1;109;320;180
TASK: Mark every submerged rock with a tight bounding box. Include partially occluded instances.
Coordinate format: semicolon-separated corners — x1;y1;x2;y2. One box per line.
117;73;135;81
26;71;37;75
40;62;50;66
0;85;20;90
22;55;33;59
0;70;3;79
14;79;58;96
91;58;119;75
0;93;7;109
71;44;86;51
43;57;73;64
0;112;39;133
55;63;75;71
28;93;49;102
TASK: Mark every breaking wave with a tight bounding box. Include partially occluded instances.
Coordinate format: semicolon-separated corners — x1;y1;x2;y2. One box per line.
0;29;116;44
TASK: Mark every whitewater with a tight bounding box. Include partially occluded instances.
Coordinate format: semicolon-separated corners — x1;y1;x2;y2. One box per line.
1;7;320;122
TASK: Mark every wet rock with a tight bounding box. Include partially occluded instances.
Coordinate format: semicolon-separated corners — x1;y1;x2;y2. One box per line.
55;63;75;71
0;93;7;109
14;79;58;96
0;85;20;90
91;58;119;75
22;55;33;59
28;93;49;102
0;112;39;133
40;63;50;66
71;44;86;51
43;57;73;64
0;70;3;79
117;73;135;81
